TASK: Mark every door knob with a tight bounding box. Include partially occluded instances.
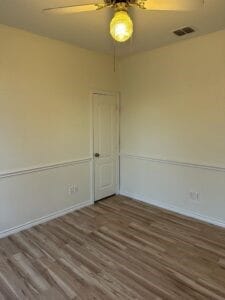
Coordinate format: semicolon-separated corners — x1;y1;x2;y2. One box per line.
94;153;100;158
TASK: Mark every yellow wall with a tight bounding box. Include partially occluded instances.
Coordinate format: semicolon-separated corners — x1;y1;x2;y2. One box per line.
1;23;225;233
119;29;225;225
0;24;117;173
0;24;118;235
119;29;225;167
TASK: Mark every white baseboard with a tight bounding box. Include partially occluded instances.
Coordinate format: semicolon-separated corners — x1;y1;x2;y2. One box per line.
0;200;93;239
120;191;225;229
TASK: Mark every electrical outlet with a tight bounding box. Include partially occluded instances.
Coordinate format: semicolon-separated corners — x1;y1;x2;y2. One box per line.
68;185;78;195
189;191;199;202
68;186;74;195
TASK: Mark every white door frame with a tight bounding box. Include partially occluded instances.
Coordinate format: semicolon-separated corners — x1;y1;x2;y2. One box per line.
90;90;120;203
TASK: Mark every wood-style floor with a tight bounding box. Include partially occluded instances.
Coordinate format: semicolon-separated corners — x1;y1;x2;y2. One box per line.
1;196;225;299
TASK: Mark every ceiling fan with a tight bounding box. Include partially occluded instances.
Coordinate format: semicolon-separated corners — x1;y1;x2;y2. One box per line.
43;0;204;43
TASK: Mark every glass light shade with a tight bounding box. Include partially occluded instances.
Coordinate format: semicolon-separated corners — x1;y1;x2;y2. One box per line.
110;10;133;42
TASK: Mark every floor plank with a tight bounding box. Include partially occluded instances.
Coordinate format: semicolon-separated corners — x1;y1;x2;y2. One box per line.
1;195;225;299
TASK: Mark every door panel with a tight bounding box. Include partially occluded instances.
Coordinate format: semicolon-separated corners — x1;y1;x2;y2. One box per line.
93;93;119;201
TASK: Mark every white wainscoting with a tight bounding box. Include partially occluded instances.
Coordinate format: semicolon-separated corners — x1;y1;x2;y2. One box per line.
0;158;93;238
120;154;225;228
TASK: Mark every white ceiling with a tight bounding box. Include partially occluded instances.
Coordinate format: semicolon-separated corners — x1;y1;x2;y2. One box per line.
0;0;225;56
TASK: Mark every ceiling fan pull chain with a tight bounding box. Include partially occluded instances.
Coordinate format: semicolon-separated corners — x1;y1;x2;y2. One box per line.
114;42;116;73
129;29;134;55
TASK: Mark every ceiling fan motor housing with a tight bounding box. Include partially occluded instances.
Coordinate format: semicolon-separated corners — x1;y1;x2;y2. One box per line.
112;0;143;11
104;0;137;5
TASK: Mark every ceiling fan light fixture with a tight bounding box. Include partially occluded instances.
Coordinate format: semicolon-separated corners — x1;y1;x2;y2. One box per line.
43;0;204;45
110;10;133;43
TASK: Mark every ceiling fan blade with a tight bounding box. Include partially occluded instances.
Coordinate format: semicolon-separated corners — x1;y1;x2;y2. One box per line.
138;0;204;11
43;3;107;15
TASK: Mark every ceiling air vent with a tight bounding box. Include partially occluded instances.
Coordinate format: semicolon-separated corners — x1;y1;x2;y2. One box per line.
173;26;196;37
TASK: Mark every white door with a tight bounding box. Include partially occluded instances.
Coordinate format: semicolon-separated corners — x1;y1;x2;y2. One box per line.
93;92;119;201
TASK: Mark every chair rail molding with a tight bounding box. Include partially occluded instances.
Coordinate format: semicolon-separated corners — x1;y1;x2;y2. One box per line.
0;157;92;179
120;153;225;173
